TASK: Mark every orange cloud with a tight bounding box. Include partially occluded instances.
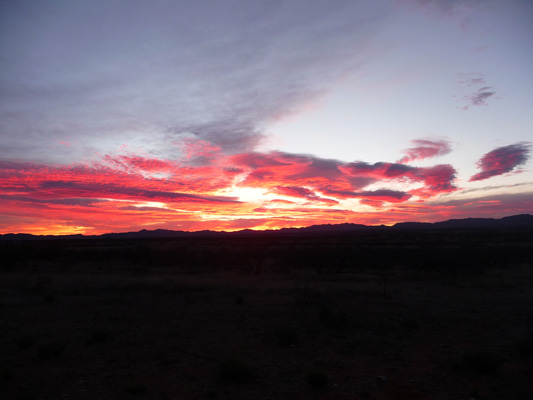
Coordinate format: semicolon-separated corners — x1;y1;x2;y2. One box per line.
0;144;529;235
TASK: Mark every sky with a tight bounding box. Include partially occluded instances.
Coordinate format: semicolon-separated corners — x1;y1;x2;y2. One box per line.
1;0;532;235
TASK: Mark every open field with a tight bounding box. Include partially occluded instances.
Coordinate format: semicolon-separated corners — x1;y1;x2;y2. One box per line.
1;229;533;399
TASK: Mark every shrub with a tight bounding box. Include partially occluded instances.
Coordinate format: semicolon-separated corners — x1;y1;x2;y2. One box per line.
16;334;34;349
42;294;55;303
275;326;300;347
469;387;480;399
458;350;502;375
403;319;419;330
217;358;257;384
514;333;533;357
318;307;330;322
306;371;329;390
124;383;147;395
341;341;357;355
86;330;112;346
319;307;348;329
1;367;14;382
38;342;65;360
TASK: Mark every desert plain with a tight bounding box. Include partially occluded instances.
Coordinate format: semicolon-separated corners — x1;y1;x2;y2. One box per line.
1;226;533;399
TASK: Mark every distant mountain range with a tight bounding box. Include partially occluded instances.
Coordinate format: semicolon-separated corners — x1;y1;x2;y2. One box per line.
1;214;532;241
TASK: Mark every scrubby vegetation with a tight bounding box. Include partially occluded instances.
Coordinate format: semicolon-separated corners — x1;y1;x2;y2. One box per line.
1;226;532;275
306;371;329;390
457;350;503;375
1;226;532;399
38;342;65;360
217;358;257;384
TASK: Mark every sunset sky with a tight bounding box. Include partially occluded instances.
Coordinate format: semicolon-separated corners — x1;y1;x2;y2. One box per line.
1;0;532;235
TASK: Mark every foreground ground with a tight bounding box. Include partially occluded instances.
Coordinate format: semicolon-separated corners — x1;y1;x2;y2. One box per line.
1;231;533;399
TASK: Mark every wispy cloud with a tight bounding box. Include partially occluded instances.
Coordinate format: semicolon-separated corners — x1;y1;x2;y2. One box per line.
0;1;389;164
271;186;339;205
470;143;531;181
339;162;457;198
431;191;533;218
455;73;496;110
398;139;452;164
468;87;496;106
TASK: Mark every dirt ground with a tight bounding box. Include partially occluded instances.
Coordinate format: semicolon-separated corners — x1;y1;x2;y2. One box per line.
1;239;533;399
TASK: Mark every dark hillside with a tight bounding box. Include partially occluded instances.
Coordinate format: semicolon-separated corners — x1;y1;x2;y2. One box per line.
1;215;533;400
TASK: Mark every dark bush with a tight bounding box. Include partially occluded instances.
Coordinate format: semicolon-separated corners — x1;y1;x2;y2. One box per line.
38;342;65;360
124;383;147;395
42;294;55;303
16;334;34;349
319;307;348;329
86;331;112;346
275;326;300;347
1;367;14;382
458;350;503;375
403;319;419;330
218;358;257;384
514;333;533;357
306;371;329;390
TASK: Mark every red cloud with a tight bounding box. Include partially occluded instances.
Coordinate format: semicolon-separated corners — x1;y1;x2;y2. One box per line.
319;187;411;202
0;142;486;235
105;155;177;174
398;139;451;164
232;153;457;203
340;162;457;198
408;164;458;198
352;189;412;203
271;186;339;205
470;143;531;182
359;199;388;208
0;159;238;205
178;138;222;162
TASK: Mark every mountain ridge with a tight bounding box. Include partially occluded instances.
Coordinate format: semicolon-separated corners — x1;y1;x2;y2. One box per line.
1;214;532;240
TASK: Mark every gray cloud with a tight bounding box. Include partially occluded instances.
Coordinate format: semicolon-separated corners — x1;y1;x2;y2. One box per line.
0;195;106;207
456;72;486;87
455;73;496;110
432;191;533;215
446;182;532;196
469;87;496;106
0;0;389;163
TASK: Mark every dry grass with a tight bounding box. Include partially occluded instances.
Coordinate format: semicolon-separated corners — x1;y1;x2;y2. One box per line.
1;236;532;399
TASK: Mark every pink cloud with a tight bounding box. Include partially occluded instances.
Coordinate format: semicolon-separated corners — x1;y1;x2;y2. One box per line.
470;143;531;181
271;186;339;205
353;189;412;203
398;139;451;164
13;140;531;235
340;162;457;197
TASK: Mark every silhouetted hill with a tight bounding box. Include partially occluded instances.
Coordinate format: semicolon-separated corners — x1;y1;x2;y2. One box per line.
393;214;533;230
0;233;44;240
501;214;533;225
277;223;375;234
436;214;533;228
1;214;532;240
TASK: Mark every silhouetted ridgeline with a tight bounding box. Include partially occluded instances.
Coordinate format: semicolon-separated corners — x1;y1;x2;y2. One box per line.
1;214;532;241
1;214;532;274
